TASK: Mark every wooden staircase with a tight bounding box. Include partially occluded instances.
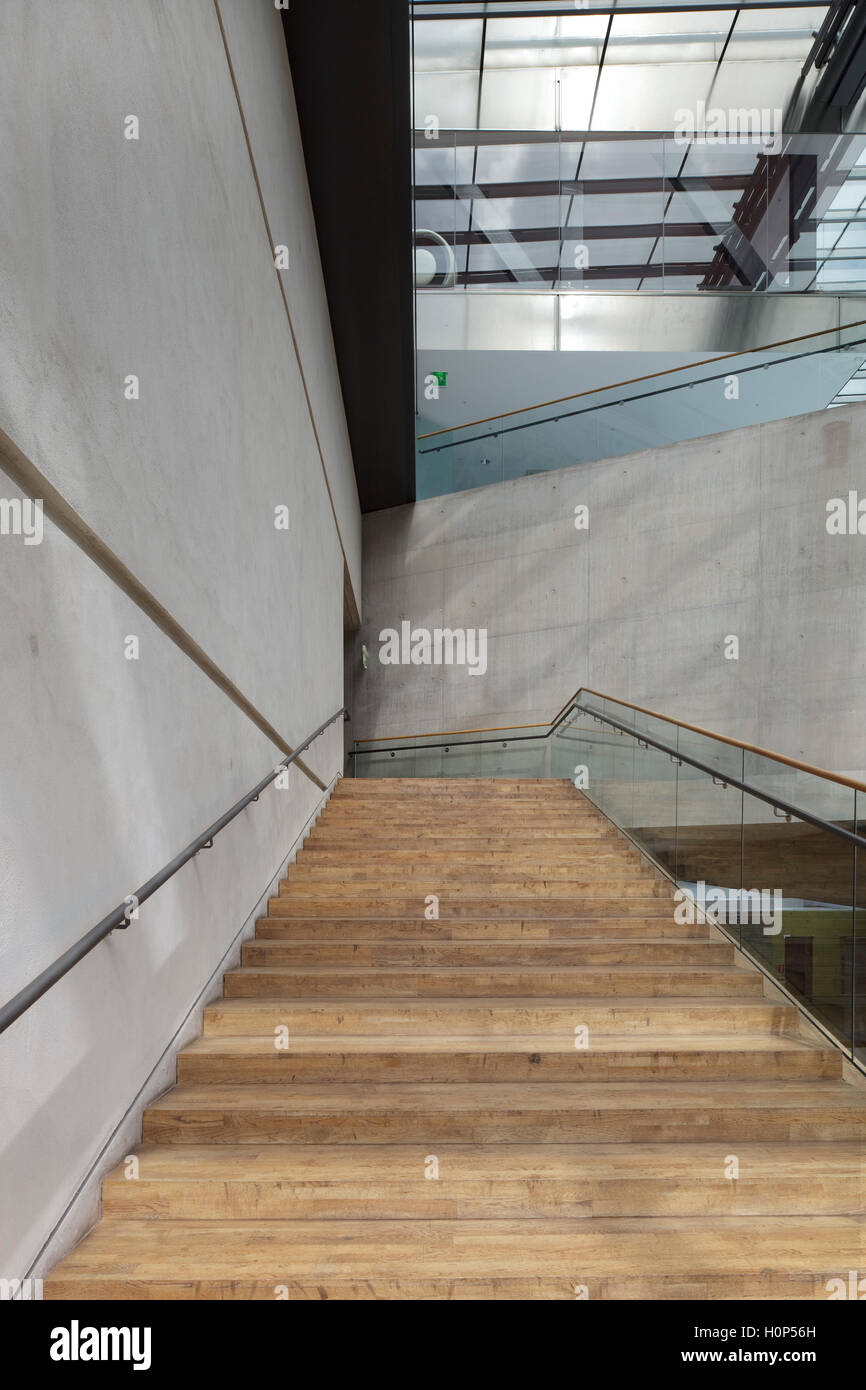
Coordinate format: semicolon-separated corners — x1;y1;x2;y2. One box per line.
47;778;866;1299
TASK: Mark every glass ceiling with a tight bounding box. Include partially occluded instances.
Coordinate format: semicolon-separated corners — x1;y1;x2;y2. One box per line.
410;2;866;293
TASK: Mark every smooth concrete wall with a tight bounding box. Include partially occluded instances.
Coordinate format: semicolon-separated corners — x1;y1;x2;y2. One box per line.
0;2;358;1280
355;403;866;785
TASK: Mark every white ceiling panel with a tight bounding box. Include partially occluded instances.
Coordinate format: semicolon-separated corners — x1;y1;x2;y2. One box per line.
480;67;558;129
412;19;485;72
414;71;480;130
592;62;716;130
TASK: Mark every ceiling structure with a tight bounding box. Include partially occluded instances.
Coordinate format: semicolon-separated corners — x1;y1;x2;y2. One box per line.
411;2;866;293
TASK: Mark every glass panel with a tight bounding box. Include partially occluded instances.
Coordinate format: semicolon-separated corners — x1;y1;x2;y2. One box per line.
740;785;855;1053
855;792;866;1068
743;752;856;833
674;738;744;946
353;730;549;781
550;702;636;830
632;733;678;876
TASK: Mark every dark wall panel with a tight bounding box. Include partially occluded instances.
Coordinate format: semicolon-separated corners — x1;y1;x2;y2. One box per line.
282;0;415;512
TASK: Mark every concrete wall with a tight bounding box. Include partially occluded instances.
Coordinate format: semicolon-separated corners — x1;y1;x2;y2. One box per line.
355;402;866;785
0;1;359;1280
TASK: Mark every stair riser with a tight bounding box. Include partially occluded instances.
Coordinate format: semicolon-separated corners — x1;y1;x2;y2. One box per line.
277;882;671;898
242;943;733;966
332;784;580;794
222;970;765;999
286;867;660;884
177;1051;839;1085
268;899;677;918
308;828;619;839
331;796;585;807
254;919;712;940
278;885;667;899
142;1110;866;1145
325;810;598;822
307;842;625;855
41;1271;859;1300
203;1002;795;1037
302;849;644;863
101;1175;859;1221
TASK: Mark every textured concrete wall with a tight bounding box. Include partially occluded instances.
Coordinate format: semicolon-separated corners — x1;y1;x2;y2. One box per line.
0;1;359;1280
355;403;866;785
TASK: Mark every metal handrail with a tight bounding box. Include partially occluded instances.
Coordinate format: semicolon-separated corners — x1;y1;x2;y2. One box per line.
352;697;866;851
0;706;349;1036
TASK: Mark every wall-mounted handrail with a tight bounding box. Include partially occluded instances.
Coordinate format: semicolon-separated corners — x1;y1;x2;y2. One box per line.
0;706;349;1037
416;317;866;442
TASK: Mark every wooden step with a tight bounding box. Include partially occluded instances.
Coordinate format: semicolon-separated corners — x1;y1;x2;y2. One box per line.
221;965;765;1000
308;829;622;846
285;864;659;883
278;879;670;898
242;938;733;967
203;996;797;1037
331;791;585;805
98;1142;864;1220
254;917;712;941
176;1034;839;1085
326;789;594;799
268;897;677;919
301;847;645;864
335;783;578;795
319;812;607;826
45;1214;866;1299
141;1080;866;1144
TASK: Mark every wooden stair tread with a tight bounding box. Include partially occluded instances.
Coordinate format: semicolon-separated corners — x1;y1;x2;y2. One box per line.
181;1032;831;1056
146;1079;866;1112
101;1140;866;1181
47;1215;866;1283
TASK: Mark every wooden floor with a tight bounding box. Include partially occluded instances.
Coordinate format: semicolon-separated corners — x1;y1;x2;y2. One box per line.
46;778;866;1299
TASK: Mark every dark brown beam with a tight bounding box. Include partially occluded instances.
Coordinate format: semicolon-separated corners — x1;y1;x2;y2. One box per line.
452;221;738;244
458;261;714;285
416;174;748;200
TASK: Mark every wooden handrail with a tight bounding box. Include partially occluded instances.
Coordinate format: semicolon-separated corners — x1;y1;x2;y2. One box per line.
577;688;866;795
416;318;866;440
355;685;866;795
